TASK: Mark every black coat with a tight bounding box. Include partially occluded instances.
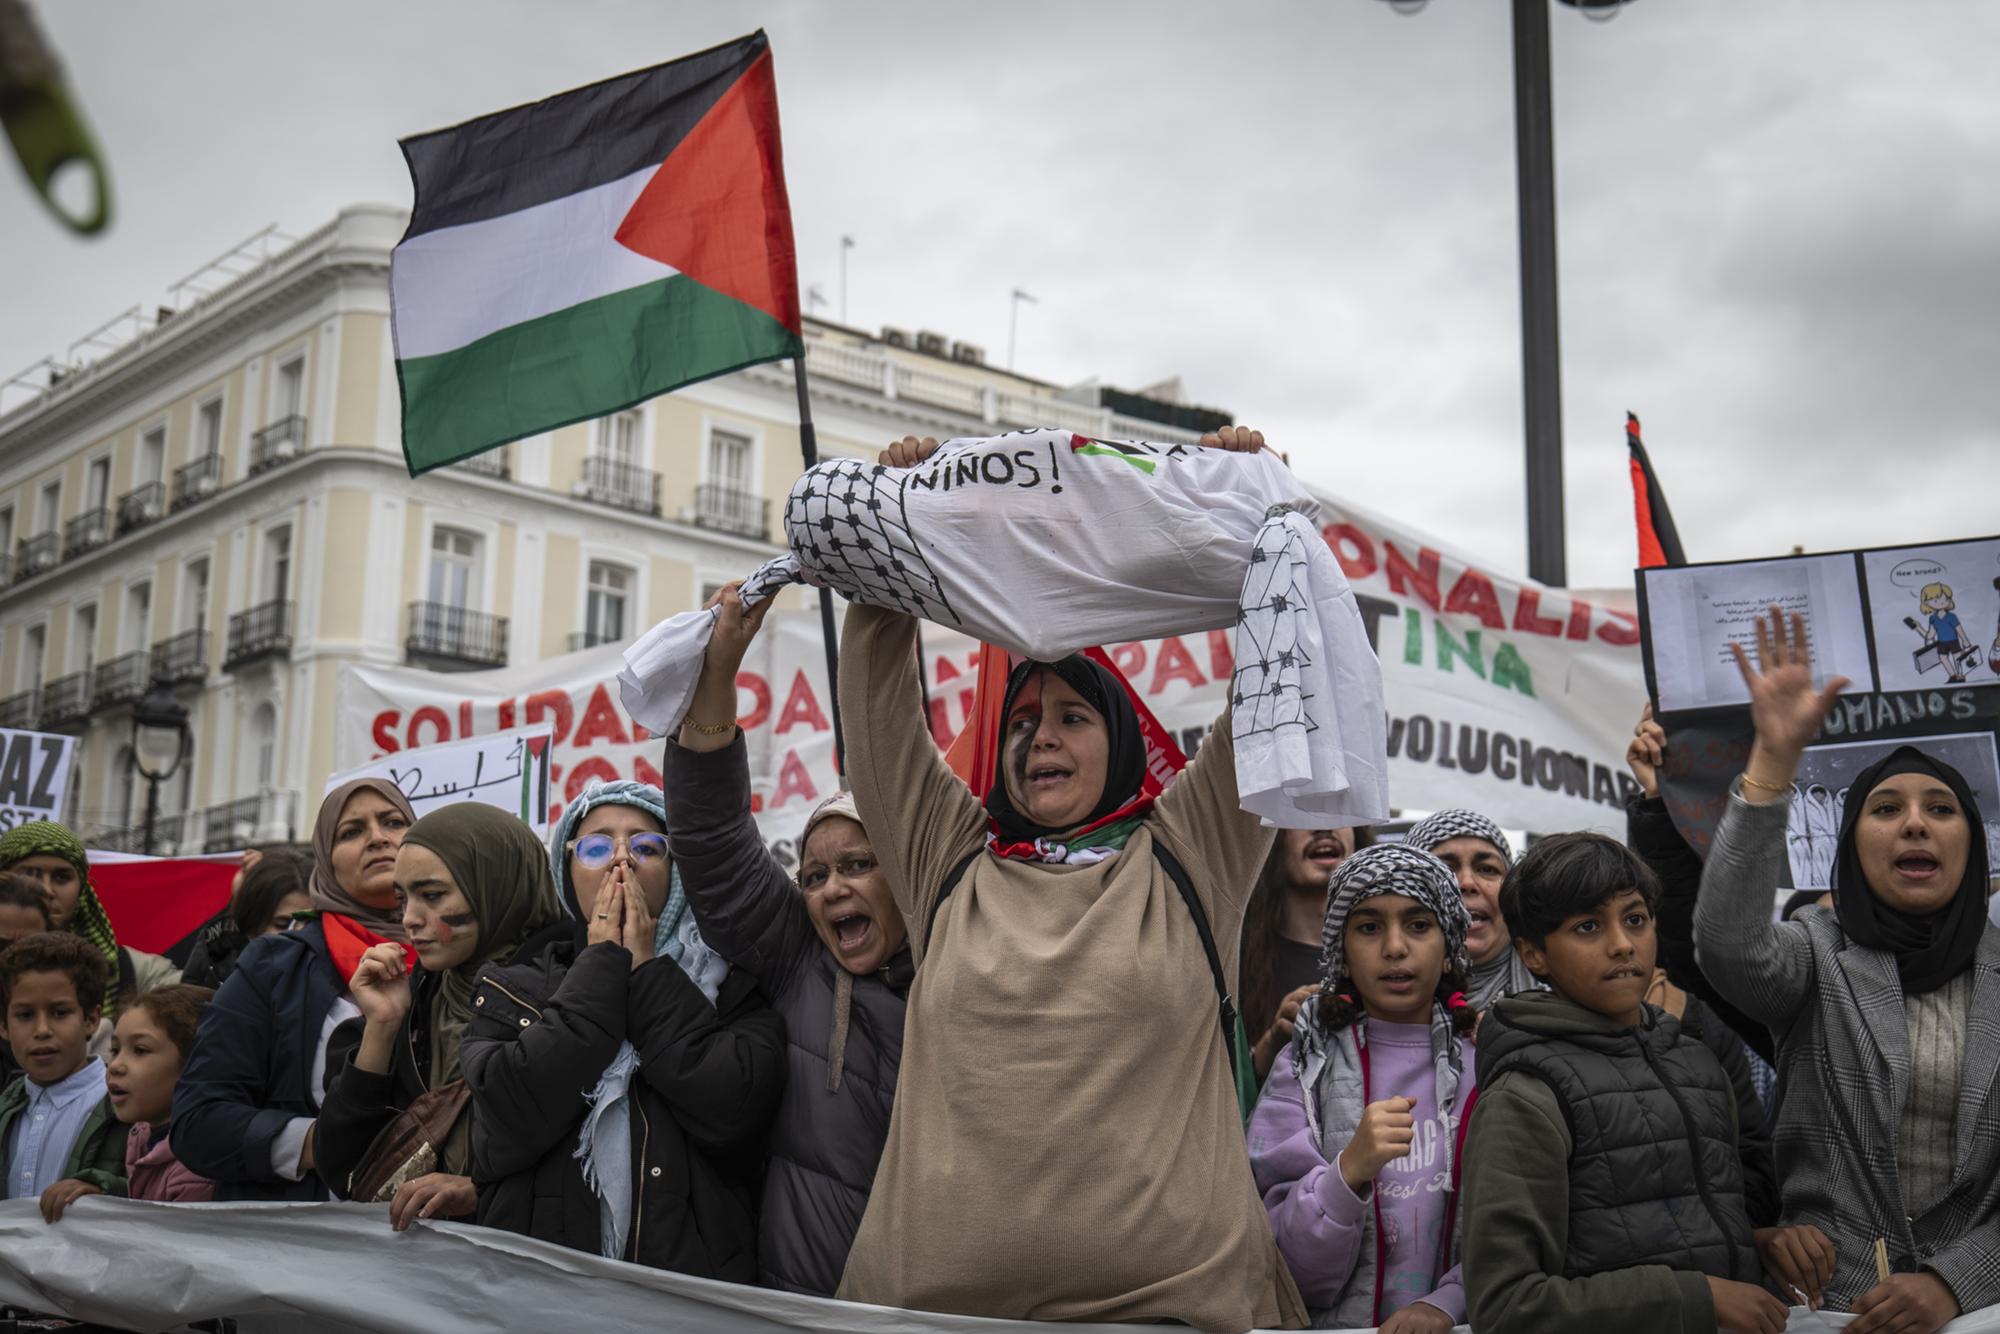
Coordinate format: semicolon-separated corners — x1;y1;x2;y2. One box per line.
171;921;355;1201
313;920;572;1202
1628;792;1776;1067
461;931;786;1280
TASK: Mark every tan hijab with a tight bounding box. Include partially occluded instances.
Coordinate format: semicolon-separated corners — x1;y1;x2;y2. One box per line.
310;778;417;942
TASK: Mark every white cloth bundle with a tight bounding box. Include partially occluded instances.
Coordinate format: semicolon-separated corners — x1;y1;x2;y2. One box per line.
619;428;1388;826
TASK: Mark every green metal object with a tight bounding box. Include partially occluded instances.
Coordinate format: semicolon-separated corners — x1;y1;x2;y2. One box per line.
0;0;111;235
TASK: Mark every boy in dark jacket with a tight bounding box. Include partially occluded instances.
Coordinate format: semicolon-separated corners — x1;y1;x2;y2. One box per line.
1462;834;1787;1334
1;933;126;1216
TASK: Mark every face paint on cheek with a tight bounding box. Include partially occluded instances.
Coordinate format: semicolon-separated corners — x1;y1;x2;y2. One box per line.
435;912;476;941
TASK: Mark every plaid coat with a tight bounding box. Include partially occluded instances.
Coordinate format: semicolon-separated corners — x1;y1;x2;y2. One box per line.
1693;789;2000;1314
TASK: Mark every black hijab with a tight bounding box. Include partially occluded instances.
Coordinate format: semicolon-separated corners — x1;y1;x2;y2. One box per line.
1831;745;1991;996
983;654;1149;843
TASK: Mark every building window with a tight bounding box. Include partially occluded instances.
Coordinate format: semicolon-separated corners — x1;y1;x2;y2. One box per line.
707;429;753;491
261;526;292;603
0;507;12;558
586;561;632;645
181;557;211;633
275;357;305;421
140;426;166;484
601;409;642;465
86;456;111;511
196;397;223;458
72;604;97;673
36;481;60;534
251;702;278;789
124;582;152;653
20;624;45;691
428;527;481;609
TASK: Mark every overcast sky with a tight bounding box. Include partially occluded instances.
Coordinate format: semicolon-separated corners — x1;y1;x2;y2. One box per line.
5;0;1997;589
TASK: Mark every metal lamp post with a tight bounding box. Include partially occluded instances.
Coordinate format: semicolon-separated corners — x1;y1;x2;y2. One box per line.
130;682;191;856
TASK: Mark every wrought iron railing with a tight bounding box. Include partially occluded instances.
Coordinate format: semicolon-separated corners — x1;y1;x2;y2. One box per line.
578;455;661;515
250;415;308;473
63;508;111;558
117;482;166;535
38;672;91;728
14;532;57;581
151;629;210;686
405;602;510;668
224;600;292;669
92;652;152;709
0;691;38;729
453;449;509;479
693;483;770;540
171;454;224;510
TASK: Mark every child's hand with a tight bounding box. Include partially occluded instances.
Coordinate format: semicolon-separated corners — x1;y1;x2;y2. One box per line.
349;941;413;1028
878;435;940;469
1849;1272;1960;1334
1626;702;1666;799
1253;984;1319;1069
387;1172;477;1232
1755;1224;1835;1310
1378;1300;1454;1334
1339;1096;1417;1191
1706;1276;1788;1334
39;1178;100;1223
1197;425;1265;453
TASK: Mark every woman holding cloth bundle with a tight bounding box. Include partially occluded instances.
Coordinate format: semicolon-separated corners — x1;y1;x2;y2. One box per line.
1694;607;2000;1334
832;427;1308;1331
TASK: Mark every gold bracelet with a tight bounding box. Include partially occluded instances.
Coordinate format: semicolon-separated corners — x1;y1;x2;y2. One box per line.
682;715;733;736
1740;772;1789;794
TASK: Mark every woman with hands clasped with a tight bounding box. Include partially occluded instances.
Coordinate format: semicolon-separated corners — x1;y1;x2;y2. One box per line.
1694;607;2000;1334
460;780;784;1278
313;803;567;1230
1249;845;1481;1333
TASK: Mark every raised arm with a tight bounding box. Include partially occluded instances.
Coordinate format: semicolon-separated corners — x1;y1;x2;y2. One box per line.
1151;705;1274;933
838;600;984;939
1693;606;1848;1028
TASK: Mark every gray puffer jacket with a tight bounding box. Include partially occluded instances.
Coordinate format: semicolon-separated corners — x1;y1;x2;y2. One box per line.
662;734;912;1297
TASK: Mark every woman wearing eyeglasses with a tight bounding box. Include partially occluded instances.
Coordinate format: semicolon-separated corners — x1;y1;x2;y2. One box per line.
660;582;913;1296
459;780;785;1277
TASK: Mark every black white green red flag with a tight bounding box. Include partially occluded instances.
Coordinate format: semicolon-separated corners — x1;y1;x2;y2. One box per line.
390;32;801;474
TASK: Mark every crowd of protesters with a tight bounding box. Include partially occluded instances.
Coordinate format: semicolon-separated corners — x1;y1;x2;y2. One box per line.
0;432;1995;1334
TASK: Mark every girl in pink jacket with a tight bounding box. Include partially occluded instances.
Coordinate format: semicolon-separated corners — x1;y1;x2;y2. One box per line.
113;985;217;1202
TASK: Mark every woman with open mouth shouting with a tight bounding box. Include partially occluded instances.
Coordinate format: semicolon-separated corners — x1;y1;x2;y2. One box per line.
832;427;1308;1332
1694;606;2000;1334
1406;810;1539;1014
661;579;913;1296
1248;845;1480;1334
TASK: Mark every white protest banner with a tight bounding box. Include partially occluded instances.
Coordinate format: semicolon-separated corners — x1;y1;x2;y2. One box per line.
0;727;77;834
339;492;1648;848
324;725;555;837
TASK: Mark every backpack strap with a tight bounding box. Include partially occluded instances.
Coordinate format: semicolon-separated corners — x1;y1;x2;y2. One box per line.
922;836;1241;1086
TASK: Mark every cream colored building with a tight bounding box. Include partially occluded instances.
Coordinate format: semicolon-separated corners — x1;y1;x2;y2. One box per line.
0;205;1226;853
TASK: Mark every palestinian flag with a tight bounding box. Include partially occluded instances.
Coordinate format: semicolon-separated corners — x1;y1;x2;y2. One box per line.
1627;411;1687;569
391;32;801;474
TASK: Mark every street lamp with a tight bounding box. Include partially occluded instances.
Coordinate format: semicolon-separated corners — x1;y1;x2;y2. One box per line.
130;682;191;856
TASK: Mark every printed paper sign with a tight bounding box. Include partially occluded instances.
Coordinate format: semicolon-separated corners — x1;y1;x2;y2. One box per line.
1861;537;2000;693
0;728;77;833
325;726;554;837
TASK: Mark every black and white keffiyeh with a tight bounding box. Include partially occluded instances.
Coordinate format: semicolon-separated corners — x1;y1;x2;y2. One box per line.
1405;809;1513;865
1318;844;1470;993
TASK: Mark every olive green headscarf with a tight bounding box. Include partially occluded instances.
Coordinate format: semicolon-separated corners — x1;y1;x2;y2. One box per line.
398;804;562;1090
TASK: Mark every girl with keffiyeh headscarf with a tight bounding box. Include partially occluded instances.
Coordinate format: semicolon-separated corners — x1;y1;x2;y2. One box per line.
313;802;571;1228
1695;606;2000;1329
0;821;180;1042
1248;845;1480;1331
171;778;415;1201
458;781;783;1276
832;428;1310;1332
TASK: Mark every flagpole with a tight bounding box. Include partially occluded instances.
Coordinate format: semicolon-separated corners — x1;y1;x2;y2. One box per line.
791;354;848;772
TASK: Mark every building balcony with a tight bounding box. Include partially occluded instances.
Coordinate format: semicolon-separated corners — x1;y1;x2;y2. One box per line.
86;816;186;855
406;602;509;669
151;629;210;687
92;652;152;710
200;789;300;853
224;600;292;670
453;449;509;479
693;483;769;541
172;454;224;510
14;532;57;582
576;456;660;516
0;691;38;729
116;482;166;535
38;672;91;729
62;508;111;559
250;415;308;474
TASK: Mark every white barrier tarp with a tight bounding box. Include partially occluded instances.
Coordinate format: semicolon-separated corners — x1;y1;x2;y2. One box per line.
8;1200;2000;1334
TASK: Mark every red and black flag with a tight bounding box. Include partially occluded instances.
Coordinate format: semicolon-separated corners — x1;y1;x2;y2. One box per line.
1627;411;1687;569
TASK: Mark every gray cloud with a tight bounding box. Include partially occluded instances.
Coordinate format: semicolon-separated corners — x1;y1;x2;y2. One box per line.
3;0;1995;589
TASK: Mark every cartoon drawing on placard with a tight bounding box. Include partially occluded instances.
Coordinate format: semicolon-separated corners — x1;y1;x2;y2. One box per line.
1785;731;2000;890
1861;538;2000;694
